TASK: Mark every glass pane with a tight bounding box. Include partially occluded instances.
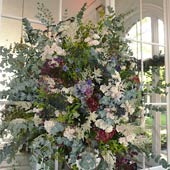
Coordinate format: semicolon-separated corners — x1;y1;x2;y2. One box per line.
2;0;22;17
115;0;140;32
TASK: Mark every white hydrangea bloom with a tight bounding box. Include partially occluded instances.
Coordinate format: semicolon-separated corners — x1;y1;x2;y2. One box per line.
63;126;76;141
44;120;55;134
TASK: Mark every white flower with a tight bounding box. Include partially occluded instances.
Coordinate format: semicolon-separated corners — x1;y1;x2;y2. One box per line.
111;71;121;82
84;37;91;42
61;87;70;94
100;84;110;93
121;101;135;115
119;137;128;145
41;45;53;61
110;86;121;99
63;126;76;141
32;107;43;113
67;95;74;103
42;76;55;89
121;65;126;70
55;110;60;117
93;34;100;39
89;112;98;122
44;120;55;133
88;40;100;46
95;119;113;133
56;46;66;56
105;126;113;133
49;58;59;67
130;62;136;69
95;48;103;53
33;114;42;127
106;112;115;120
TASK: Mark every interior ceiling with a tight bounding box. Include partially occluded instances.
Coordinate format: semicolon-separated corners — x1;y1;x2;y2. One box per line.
2;0;164;22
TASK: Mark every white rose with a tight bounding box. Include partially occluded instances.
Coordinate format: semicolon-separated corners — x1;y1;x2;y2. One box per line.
105;125;113;133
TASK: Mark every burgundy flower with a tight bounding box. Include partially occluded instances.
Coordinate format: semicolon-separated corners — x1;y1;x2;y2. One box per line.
131;75;140;84
86;96;99;112
95;129;117;143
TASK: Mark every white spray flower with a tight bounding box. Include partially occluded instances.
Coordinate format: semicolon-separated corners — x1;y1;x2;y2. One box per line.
93;34;100;39
88;40;100;46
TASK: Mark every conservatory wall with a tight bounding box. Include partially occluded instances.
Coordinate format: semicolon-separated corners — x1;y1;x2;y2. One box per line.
0;0;170;170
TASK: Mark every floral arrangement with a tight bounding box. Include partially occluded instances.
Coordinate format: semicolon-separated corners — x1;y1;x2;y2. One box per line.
0;4;144;170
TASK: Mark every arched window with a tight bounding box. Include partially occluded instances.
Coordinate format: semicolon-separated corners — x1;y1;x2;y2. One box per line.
116;0;168;166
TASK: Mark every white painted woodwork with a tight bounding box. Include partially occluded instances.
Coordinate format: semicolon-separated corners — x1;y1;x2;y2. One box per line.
163;0;170;164
151;16;161;156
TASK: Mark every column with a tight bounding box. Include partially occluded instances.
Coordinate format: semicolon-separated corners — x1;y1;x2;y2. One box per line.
163;0;170;164
58;0;62;22
151;17;161;156
105;0;115;15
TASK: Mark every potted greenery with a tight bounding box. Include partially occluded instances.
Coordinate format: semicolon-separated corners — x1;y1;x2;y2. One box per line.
0;3;145;170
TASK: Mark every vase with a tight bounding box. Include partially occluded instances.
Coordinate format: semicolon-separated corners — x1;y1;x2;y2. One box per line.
0;152;34;170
